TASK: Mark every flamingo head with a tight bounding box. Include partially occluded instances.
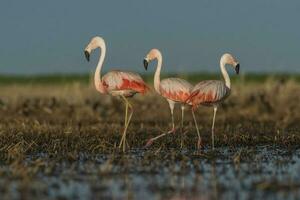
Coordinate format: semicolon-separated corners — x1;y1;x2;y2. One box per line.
143;58;148;70
235;63;240;74
220;53;240;74
84;36;106;62
143;48;162;70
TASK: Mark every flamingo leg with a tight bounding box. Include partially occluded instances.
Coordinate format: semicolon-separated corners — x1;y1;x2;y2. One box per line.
167;99;176;132
119;96;133;152
180;104;185;148
211;106;218;150
192;108;202;150
144;128;176;148
124;97;133;149
144;99;176;148
119;97;128;151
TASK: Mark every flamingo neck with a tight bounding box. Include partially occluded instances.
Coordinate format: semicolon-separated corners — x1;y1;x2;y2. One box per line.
220;60;231;89
95;44;106;93
154;52;162;93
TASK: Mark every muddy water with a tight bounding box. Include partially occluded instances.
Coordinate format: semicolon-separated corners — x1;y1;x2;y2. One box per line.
1;145;300;199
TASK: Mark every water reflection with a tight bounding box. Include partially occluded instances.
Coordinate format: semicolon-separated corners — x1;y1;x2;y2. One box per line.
1;145;300;199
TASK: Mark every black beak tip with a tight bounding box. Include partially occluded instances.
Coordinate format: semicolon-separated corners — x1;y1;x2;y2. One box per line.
84;51;90;62
235;64;240;74
143;59;148;70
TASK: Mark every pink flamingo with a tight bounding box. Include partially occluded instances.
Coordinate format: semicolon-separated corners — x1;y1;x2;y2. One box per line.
143;49;194;148
84;36;149;152
186;53;240;150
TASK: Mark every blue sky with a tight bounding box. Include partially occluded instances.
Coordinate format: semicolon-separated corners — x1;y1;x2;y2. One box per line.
0;0;299;74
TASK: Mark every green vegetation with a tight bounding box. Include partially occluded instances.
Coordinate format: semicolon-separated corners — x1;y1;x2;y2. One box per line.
0;73;299;85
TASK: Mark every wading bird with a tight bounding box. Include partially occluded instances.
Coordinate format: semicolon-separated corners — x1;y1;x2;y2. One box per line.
186;53;240;150
143;49;194;148
84;36;148;152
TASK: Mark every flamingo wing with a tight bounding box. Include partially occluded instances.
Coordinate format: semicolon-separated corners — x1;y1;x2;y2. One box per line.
187;80;229;107
159;78;193;103
102;70;149;94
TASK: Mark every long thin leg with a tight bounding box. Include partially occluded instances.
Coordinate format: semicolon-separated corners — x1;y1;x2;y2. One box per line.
119;96;133;152
123;97;133;149
192;108;202;150
180;104;185;148
167;99;175;131
144;100;176;148
211;106;218;150
119;97;128;151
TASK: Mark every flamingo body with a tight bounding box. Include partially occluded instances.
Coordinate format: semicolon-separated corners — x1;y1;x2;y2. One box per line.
159;78;193;103
101;70;148;97
84;36;149;152
187;80;230;108
143;49;194;148
188;53;240;149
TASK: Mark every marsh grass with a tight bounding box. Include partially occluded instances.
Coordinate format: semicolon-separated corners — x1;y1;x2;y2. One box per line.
0;74;299;199
0;75;299;159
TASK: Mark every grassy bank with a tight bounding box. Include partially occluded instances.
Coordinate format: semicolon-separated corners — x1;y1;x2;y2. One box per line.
0;74;299;199
0;73;299;85
0;76;299;158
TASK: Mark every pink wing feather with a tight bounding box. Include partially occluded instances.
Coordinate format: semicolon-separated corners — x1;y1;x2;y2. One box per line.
102;70;149;94
186;80;230;108
159;78;193;103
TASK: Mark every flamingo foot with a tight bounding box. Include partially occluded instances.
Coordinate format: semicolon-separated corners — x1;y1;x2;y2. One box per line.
144;128;176;148
197;138;203;150
145;138;154;148
168;127;176;134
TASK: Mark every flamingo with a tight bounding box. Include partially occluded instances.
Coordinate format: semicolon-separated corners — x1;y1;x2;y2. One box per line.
84;36;149;152
143;49;194;148
186;53;240;150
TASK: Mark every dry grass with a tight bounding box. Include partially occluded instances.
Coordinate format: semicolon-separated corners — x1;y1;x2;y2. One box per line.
0;78;299;160
0;77;299;199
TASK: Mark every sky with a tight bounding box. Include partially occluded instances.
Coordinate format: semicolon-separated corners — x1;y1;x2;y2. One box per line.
0;0;299;75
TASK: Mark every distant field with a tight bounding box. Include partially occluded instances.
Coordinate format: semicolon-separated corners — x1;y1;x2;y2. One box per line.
0;73;299;85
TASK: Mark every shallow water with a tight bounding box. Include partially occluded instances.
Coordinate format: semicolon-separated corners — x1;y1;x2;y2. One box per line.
1;145;300;200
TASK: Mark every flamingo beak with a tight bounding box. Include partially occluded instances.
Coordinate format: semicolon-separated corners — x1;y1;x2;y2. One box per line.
235;63;240;74
143;58;148;70
84;50;90;62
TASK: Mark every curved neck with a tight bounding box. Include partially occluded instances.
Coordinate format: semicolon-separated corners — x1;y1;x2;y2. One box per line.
154;53;162;93
95;45;106;93
220;61;231;89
